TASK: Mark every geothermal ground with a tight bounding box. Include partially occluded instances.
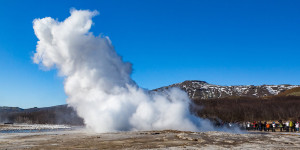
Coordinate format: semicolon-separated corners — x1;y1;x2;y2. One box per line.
1;124;300;149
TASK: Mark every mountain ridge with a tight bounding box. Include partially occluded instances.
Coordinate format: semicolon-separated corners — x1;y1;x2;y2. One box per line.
1;80;300;124
155;80;300;100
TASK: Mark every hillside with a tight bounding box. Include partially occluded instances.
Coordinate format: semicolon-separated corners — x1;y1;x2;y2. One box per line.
192;96;300;122
0;105;83;125
155;80;299;99
277;87;300;97
0;107;24;113
1;80;300;124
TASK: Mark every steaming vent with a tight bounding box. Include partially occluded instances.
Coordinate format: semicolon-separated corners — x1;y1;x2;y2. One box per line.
33;9;215;133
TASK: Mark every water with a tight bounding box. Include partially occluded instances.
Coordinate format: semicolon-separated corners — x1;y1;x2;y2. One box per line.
0;128;71;133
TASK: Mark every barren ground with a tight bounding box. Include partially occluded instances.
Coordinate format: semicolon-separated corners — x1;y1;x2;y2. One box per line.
1;125;300;149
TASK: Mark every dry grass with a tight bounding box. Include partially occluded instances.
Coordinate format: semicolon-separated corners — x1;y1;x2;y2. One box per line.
278;87;300;96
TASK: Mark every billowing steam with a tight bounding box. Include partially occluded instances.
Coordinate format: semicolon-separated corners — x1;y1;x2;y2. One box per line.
33;9;207;133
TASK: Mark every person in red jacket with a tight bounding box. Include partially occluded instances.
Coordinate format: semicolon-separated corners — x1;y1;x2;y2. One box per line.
252;121;256;130
266;123;270;132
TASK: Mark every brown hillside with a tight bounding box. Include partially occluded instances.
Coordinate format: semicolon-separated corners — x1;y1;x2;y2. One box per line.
277;87;300;96
192;96;300;122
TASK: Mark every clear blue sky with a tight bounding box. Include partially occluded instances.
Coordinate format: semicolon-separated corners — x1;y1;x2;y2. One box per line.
1;0;300;108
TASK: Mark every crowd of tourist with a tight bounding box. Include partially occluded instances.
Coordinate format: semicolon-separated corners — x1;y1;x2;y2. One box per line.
245;120;300;132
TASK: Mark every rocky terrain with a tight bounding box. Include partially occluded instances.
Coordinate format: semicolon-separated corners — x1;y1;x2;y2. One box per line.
1;129;300;149
155;80;300;99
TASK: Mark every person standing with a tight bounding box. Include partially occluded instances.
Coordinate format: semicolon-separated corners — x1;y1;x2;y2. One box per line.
289;121;294;132
264;122;267;131
258;121;262;131
246;122;251;131
286;121;290;132
252;121;256;130
279;122;283;132
272;122;276;132
255;121;258;130
295;122;299;132
266;123;270;132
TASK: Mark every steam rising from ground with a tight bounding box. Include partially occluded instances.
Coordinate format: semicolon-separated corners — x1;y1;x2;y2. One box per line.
33;9;209;133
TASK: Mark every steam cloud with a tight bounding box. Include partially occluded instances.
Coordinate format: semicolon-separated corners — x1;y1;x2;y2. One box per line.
33;9;207;132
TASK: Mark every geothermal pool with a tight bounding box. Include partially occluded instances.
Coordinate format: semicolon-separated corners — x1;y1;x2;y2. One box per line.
0;124;72;133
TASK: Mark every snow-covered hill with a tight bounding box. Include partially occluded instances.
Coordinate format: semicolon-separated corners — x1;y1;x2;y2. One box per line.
155;80;300;99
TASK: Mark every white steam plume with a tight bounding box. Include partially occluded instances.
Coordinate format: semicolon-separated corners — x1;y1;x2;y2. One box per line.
33;9;205;133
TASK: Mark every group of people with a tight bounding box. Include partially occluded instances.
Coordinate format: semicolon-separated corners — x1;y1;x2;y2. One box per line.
246;120;300;132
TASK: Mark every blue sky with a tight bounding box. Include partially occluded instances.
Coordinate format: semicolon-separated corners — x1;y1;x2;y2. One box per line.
1;0;300;108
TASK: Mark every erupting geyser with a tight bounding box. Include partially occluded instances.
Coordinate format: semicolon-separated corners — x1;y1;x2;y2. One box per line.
33;9;205;132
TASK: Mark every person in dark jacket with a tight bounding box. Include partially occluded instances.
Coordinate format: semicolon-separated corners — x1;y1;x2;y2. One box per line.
255;121;258;130
258;121;262;131
264;122;267;131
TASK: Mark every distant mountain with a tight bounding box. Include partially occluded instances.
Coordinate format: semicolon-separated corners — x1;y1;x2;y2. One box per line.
155;80;300;100
0;105;83;125
2;80;299;125
0;106;24;113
